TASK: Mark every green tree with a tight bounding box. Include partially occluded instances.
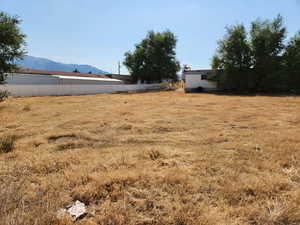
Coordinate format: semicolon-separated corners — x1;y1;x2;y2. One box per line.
0;11;26;84
283;31;300;92
212;24;252;92
212;15;288;93
284;31;300;70
124;30;180;83
250;15;286;91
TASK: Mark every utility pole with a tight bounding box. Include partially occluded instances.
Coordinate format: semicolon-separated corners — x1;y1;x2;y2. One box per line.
118;61;121;75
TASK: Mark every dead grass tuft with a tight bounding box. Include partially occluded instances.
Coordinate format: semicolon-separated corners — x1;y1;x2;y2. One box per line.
23;105;31;111
48;134;78;143
56;143;85;151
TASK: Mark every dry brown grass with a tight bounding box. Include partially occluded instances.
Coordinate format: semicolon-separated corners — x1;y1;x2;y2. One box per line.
1;90;300;225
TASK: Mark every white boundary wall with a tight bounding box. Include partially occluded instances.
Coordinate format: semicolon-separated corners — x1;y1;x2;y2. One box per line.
0;84;161;97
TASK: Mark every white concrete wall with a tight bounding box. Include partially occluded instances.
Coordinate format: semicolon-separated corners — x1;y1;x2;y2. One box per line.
6;73;123;85
185;74;217;90
0;84;161;97
59;78;123;85
6;73;59;85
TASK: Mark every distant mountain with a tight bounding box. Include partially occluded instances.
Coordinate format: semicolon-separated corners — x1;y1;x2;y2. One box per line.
16;56;108;74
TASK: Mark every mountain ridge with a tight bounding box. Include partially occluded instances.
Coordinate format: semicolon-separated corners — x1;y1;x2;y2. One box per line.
16;56;108;75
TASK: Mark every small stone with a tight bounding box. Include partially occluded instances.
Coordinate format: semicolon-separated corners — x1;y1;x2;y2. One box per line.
57;200;87;221
67;200;87;220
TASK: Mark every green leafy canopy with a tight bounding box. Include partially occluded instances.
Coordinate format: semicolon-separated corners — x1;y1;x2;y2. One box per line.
0;11;26;84
123;30;180;83
211;15;300;93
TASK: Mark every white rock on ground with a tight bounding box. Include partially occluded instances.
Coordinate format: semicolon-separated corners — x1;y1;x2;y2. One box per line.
57;200;87;221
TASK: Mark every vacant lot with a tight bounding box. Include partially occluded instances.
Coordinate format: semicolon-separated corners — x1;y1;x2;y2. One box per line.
1;91;300;225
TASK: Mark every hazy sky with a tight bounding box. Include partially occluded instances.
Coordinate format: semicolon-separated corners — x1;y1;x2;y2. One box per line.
2;0;300;73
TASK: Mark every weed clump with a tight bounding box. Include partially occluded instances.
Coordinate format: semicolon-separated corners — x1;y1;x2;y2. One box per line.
0;90;8;102
148;149;162;160
0;135;16;153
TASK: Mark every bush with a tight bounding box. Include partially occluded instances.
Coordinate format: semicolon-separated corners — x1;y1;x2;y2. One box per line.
0;90;8;102
287;71;300;92
0;135;16;153
196;86;204;92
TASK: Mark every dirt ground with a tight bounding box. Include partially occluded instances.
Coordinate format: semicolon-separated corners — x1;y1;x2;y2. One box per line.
1;90;300;225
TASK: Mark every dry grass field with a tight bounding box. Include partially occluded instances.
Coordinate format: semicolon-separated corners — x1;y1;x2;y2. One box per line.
1;90;300;225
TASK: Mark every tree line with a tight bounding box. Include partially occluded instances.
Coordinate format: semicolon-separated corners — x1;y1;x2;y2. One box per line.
212;15;300;93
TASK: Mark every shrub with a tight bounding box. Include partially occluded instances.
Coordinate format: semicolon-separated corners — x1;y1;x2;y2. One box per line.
0;135;16;153
0;90;8;102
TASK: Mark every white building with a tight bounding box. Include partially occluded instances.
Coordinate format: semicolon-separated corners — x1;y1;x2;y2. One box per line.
0;69;163;97
6;69;123;85
183;69;217;92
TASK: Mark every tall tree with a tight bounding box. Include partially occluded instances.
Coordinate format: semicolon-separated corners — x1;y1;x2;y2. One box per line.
283;31;300;91
284;31;300;70
124;31;180;83
212;24;252;91
250;15;286;91
0;11;26;84
212;15;289;93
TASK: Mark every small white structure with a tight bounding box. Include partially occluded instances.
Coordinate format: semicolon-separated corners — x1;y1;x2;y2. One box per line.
183;69;217;92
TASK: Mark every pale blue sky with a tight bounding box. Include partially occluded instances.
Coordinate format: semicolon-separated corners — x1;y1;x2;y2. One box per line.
2;0;300;73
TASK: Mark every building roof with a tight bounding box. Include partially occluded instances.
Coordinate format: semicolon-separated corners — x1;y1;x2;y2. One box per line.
106;74;131;79
17;69;108;78
183;69;216;73
106;73;130;78
53;75;121;82
106;74;132;83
